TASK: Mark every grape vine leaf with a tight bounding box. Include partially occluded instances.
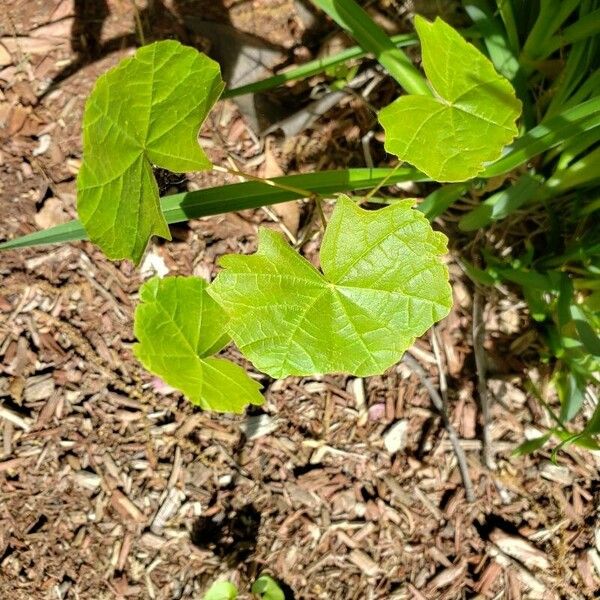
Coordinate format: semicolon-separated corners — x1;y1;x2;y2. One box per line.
210;195;452;378
133;276;263;413
203;581;238;600
77;40;224;264
378;16;521;182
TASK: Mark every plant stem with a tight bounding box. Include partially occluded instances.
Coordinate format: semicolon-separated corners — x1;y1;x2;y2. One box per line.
364;162;403;201
212;165;319;200
403;353;476;502
315;197;328;229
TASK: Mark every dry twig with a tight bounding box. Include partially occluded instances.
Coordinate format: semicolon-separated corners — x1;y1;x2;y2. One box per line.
473;287;495;469
404;353;476;502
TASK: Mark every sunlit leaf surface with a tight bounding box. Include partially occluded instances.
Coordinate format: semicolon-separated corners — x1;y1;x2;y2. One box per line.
210;196;452;378
77;41;224;263
379;16;521;181
133;277;263;412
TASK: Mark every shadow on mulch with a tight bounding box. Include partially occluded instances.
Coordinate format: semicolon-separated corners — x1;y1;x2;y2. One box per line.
191;503;261;566
40;0;288;101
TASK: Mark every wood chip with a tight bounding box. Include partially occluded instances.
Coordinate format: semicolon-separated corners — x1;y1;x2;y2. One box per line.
151;488;184;534
110;490;146;524
490;529;550;570
240;414;278;440
427;562;466;590
349;549;380;577
0;404;31;430
383;420;408;454
72;470;102;491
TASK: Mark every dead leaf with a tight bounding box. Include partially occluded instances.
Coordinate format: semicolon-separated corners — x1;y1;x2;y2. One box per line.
490;529;550;570
261;137;300;235
0;43;11;67
7;104;29;136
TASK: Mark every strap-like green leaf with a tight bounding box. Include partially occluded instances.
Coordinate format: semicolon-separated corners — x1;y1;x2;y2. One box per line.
210;195;451;378
379;16;521;182
77;41;224;263
133;277;263;413
310;0;430;95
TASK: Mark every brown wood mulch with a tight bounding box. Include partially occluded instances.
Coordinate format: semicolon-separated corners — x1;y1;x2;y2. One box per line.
1;1;599;599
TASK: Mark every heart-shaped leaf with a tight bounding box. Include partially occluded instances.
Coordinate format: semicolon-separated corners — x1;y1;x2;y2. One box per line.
210;195;452;378
77;41;224;263
133;276;263;413
379;16;521;182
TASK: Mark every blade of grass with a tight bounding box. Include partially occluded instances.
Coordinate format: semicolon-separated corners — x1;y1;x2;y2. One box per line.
223;32;419;98
554;125;600;169
544;27;599;119
458;172;543;230
418;183;469;219
542;8;600;56
543;145;600;194
310;0;430;95
463;1;521;80
0;167;427;251
496;0;520;53
521;0;580;65
482;97;600;177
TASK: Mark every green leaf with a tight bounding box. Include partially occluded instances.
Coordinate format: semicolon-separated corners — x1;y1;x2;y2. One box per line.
1;168;426;252
512;433;551;456
556;371;586;422
77;40;224;263
251;575;285;600
210;195;452;378
379;16;521;182
203;581;238;600
458;172;543;231
133;276;263;413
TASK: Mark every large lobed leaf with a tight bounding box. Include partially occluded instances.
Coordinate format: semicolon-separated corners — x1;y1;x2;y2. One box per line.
133;277;263;413
379;16;521;182
77;41;224;263
210;195;452;378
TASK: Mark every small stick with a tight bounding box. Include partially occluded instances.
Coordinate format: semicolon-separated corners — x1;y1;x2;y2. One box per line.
404;353;475;502
473;287;495;469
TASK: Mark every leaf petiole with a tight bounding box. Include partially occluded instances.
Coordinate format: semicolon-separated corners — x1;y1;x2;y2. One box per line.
212;164;320;201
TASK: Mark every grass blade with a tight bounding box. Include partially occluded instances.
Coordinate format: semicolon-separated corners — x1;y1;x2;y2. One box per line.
459;172;542;230
482;97;600;177
418;183;469;219
310;0;430;95
496;0;521;53
541;8;600;57
0;167;426;251
223;33;418;98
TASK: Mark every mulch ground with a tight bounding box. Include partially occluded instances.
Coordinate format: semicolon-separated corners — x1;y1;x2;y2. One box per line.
1;1;599;599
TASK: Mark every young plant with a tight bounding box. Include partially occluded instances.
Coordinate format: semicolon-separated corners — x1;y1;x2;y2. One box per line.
203;575;284;600
2;10;529;416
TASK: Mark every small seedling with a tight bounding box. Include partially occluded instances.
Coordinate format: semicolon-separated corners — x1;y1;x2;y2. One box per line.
7;2;596;452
